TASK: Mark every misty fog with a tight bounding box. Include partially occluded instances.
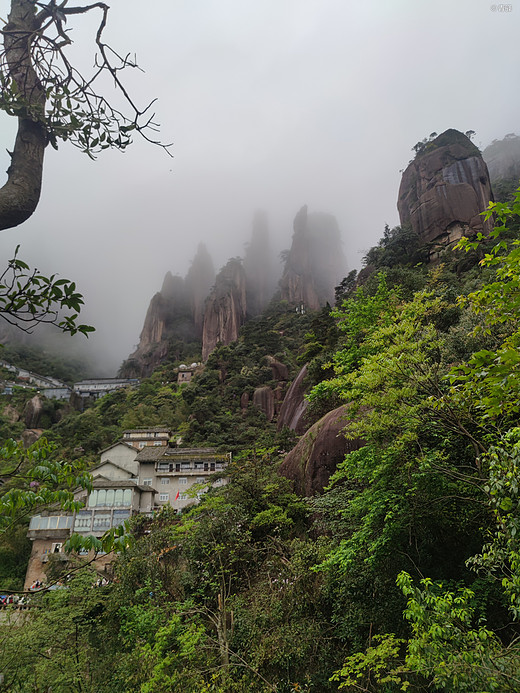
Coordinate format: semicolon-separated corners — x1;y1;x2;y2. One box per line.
0;0;518;374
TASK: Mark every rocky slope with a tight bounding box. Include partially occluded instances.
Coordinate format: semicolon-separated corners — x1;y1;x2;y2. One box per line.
397;129;494;250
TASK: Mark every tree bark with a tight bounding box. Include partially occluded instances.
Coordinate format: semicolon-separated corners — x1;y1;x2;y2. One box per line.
0;0;47;230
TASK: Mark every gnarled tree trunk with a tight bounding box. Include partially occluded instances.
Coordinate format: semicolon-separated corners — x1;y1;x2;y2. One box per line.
0;0;47;230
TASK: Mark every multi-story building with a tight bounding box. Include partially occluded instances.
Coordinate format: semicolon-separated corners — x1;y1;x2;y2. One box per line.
24;429;230;588
121;427;172;449
24;445;156;589
136;445;230;512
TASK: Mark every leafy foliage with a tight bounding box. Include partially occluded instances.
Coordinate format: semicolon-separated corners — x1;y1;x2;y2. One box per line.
0;246;94;336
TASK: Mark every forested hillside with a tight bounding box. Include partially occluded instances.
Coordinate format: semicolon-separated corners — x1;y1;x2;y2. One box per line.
1;188;520;692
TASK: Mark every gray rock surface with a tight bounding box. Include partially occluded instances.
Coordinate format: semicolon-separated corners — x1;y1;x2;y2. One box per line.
397;129;494;246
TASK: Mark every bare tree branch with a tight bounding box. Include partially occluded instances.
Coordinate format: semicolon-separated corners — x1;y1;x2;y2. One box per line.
0;0;171;230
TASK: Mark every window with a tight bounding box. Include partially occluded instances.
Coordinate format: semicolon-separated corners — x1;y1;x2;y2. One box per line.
143;478;153;486
58;516;73;529
74;513;92;531
160;478;169;485
93;513;111;530
138;442;146;448
153;441;162;446
51;542;62;553
29;516;41;530
113;510;130;523
179;477;188;485
196;477;206;484
159;494;169;502
179;493;188;501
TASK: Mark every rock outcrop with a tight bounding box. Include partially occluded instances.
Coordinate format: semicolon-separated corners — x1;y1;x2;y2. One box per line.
279;206;346;310
3;404;20;423
397;129;494;249
252;386;275;421
24;395;42;429
22;429;43;448
277;364;310;435
202;259;247;361
121;273;196;377
121;246;216;377
279;405;364;496
266;356;289;382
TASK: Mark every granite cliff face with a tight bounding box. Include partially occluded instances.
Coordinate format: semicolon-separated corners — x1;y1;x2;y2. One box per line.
397;129;494;248
121;272;197;377
279;206;346;310
121;247;215;378
123;206;348;370
201;259;247;361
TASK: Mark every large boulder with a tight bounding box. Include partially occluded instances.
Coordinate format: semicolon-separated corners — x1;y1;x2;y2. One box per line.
252;386;275;422
22;428;43;448
24;395;42;429
397;129;494;248
279;404;364;496
266;356;289;381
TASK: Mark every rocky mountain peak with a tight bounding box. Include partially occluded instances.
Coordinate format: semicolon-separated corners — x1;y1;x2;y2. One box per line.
201;258;247;361
279;206;346;310
397;129;494;249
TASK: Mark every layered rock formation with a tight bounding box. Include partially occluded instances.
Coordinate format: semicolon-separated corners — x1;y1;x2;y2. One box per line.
279;206;346;310
201;259;247;362
397;129;494;248
279;404;364;496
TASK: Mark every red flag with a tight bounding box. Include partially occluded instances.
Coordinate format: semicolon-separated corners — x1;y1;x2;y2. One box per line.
174;490;180;501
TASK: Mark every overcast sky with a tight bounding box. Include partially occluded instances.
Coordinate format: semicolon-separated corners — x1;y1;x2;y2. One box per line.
0;0;518;374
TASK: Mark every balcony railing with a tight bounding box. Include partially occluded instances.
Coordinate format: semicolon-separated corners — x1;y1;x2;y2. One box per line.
156;462;227;473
